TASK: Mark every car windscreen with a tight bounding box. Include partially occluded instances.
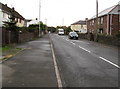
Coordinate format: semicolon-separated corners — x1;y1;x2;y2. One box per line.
70;32;77;36
59;30;64;32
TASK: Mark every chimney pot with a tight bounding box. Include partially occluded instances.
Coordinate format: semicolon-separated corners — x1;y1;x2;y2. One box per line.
12;7;15;10
5;4;7;6
85;18;88;21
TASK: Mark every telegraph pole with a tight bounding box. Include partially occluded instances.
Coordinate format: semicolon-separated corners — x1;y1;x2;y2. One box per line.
39;0;41;37
62;18;64;26
96;0;99;41
45;19;47;33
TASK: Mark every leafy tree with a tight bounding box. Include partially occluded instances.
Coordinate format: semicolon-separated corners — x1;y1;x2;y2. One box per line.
28;22;47;31
3;9;17;31
65;26;72;35
3;9;19;43
47;26;56;33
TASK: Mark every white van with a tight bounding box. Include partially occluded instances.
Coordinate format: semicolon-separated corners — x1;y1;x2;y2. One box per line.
58;29;64;35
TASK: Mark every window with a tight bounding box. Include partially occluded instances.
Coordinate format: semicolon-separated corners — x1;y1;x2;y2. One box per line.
3;12;9;19
18;19;20;23
93;20;94;25
99;28;103;34
3;12;5;18
19;19;21;23
90;21;92;26
98;18;100;25
119;13;120;22
101;17;104;24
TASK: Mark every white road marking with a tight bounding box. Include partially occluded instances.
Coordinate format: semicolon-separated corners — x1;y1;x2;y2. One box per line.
99;57;120;69
66;39;69;41
56;34;120;69
51;41;63;88
79;46;91;53
71;42;76;45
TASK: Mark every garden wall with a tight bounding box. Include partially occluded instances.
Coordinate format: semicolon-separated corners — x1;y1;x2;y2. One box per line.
78;33;119;46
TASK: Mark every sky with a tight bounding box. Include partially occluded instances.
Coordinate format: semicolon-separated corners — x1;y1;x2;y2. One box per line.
0;0;119;27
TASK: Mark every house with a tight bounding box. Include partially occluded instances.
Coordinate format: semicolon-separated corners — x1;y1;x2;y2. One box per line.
27;18;38;27
0;2;26;27
71;19;87;33
87;4;120;36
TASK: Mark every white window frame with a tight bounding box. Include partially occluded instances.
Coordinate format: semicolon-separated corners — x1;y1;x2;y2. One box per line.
101;17;104;24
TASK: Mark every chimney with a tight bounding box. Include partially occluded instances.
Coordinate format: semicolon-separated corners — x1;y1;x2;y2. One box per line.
5;4;7;6
12;7;15;11
85;18;88;21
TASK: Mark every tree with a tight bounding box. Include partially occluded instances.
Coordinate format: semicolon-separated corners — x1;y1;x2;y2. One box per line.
3;9;18;43
65;26;72;35
3;9;17;31
47;26;56;33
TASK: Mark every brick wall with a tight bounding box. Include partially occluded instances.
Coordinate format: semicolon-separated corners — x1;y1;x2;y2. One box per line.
111;14;119;35
18;31;35;43
99;15;107;34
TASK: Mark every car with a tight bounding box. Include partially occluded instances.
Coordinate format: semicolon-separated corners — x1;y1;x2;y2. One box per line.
68;32;78;40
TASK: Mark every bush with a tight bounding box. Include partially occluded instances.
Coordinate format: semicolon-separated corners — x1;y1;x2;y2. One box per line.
115;32;120;38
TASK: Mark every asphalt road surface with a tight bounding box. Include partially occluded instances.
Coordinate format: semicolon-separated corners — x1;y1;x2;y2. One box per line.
50;34;119;88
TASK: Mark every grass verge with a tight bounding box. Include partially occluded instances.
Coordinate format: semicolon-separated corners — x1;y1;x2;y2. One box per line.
0;46;23;63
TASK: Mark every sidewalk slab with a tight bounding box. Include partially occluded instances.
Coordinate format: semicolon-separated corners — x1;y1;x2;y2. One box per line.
2;34;58;87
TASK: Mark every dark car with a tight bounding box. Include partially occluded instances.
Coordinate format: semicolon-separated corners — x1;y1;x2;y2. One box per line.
68;32;78;40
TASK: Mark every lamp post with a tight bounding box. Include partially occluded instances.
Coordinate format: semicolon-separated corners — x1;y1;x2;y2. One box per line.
39;0;41;37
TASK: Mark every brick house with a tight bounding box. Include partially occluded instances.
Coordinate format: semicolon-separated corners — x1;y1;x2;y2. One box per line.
71;19;87;33
87;4;120;36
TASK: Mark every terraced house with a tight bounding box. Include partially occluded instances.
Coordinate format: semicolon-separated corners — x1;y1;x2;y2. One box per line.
87;4;120;36
0;2;26;28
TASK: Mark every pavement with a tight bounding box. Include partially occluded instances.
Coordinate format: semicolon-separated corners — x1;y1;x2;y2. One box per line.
2;34;58;88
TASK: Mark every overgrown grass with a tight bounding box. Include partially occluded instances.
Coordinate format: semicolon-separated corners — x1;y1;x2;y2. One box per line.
1;45;11;51
1;46;23;62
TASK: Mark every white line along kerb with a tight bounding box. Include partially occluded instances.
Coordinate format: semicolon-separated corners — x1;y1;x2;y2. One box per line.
51;42;63;88
99;57;120;69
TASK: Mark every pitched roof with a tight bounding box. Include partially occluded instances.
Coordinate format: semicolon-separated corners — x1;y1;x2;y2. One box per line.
0;2;25;20
91;4;119;19
71;20;86;25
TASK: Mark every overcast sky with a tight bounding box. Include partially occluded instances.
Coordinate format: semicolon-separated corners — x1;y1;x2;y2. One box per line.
0;0;119;26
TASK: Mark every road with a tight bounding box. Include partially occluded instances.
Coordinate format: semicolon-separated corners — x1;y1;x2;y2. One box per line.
50;34;119;87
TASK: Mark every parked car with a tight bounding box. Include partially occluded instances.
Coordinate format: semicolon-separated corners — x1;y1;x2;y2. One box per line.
68;32;78;40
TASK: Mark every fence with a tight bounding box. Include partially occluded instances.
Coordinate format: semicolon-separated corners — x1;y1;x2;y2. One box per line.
2;27;38;46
